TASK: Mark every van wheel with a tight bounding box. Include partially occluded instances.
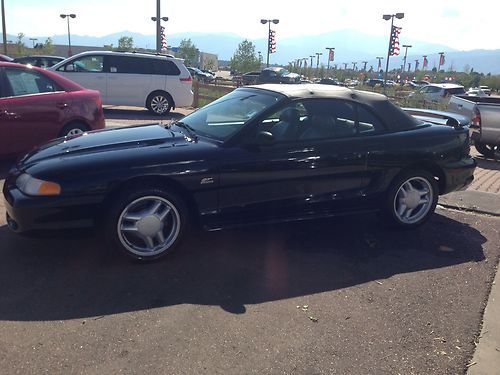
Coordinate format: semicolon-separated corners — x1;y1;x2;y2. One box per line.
59;122;89;137
475;142;498;159
147;92;173;115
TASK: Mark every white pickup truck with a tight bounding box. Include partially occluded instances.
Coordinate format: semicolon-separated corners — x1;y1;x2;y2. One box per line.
448;95;500;158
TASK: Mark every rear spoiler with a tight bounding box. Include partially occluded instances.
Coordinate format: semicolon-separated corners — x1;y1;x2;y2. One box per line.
402;108;470;128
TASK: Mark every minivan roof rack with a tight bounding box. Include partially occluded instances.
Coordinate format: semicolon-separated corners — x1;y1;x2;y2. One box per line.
112;50;175;58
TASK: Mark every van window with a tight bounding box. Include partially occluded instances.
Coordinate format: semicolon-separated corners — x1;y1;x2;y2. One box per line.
105;56;181;76
60;55;104;72
151;60;181;76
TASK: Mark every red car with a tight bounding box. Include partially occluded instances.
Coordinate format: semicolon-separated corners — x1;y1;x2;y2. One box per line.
0;62;105;158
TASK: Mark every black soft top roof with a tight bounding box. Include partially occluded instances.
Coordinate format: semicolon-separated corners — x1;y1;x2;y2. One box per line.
246;84;419;131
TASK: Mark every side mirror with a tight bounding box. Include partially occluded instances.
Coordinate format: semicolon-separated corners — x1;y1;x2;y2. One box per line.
256;131;276;147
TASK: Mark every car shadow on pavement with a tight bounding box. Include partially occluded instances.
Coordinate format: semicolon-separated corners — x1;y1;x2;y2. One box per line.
0;212;486;321
103;107;187;122
475;156;500;171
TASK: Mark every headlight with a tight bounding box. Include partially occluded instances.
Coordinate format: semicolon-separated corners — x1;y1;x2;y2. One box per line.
16;173;61;196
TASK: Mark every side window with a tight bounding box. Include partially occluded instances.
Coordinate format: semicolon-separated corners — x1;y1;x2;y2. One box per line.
107;56;148;74
151;60;181;75
357;105;385;134
60;56;104;72
300;99;357;140
260;102;308;142
4;68;58;96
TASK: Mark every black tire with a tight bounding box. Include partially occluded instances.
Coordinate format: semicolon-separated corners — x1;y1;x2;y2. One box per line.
475;142;498;159
106;187;188;261
146;92;173;115
59;122;89;137
384;170;438;229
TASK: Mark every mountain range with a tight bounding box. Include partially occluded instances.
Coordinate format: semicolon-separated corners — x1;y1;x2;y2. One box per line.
4;30;500;74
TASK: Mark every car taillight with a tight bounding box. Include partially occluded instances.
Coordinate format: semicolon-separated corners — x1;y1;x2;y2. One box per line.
180;76;192;83
471;106;481;128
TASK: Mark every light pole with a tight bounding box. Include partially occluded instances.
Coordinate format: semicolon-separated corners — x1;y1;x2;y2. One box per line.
151;15;168;52
382;12;404;87
376;56;384;72
309;55;314;67
315;52;322;69
60;13;76;56
260;18;279;67
362;61;368;71
415;59;419;72
343;62;348;70
352;62;357;70
29;38;37;48
325;47;334;70
402;44;412;72
1;0;7;54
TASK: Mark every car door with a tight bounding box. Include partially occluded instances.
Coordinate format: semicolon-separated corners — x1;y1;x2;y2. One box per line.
216;99;367;224
0;66;70;157
55;54;107;102
105;55;153;106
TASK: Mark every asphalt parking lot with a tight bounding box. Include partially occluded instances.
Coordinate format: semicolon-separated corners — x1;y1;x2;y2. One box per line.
0;107;499;374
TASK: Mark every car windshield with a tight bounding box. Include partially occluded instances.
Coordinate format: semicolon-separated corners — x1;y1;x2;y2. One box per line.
175;89;283;141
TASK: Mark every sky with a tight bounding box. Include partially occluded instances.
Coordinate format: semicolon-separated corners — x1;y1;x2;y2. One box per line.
5;0;500;51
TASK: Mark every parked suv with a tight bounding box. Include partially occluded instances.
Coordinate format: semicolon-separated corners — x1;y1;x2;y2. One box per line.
50;51;193;115
258;67;300;84
410;83;465;103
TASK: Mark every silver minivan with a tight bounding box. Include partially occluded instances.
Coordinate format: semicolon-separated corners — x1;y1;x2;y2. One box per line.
50;51;193;115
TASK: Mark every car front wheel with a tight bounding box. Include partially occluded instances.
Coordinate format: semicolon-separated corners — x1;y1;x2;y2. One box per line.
107;188;188;261
385;170;438;228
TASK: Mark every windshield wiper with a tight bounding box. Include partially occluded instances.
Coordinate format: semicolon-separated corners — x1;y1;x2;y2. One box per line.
170;121;198;141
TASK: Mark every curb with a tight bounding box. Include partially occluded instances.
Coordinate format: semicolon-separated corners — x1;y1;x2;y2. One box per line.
438;191;500;217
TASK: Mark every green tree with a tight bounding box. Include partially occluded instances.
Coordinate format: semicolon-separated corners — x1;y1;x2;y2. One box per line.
16;32;26;54
117;36;134;51
229;39;260;74
177;38;199;67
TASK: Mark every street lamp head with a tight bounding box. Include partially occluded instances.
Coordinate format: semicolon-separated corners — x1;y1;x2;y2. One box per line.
272;19;279;24
60;14;67;19
403;44;412;48
70;14;76;18
382;14;392;20
260;19;268;24
395;13;404;19
161;17;169;21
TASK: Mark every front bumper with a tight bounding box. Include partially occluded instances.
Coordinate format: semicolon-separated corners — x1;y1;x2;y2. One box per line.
3;178;103;234
441;156;477;195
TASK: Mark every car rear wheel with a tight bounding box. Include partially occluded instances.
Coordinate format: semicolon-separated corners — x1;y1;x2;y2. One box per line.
107;187;188;261
384;170;438;228
147;92;173;115
475;142;498;159
59;122;89;137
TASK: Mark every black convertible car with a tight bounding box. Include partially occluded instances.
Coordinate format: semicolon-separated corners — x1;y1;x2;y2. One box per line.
3;84;476;261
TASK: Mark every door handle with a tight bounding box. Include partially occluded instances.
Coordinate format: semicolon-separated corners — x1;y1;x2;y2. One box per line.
56;102;69;109
457;104;463;108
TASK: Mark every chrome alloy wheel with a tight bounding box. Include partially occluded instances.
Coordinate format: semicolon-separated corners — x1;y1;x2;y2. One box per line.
117;196;181;257
393;177;433;225
66;128;84;136
150;95;170;114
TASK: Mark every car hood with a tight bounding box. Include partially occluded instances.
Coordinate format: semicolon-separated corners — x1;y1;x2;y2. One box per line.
19;124;197;166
